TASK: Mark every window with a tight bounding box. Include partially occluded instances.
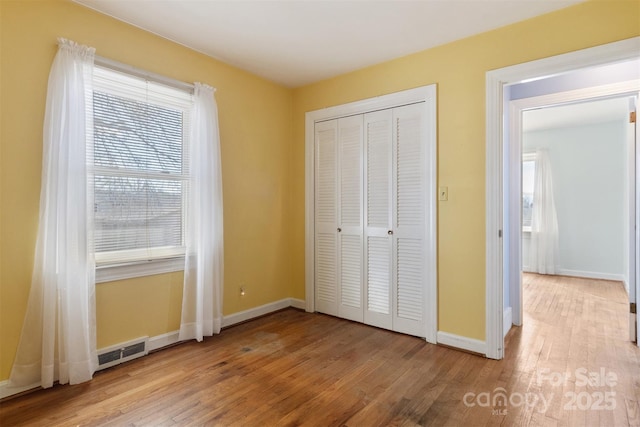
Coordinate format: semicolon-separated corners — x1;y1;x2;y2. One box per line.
91;65;193;279
522;152;536;232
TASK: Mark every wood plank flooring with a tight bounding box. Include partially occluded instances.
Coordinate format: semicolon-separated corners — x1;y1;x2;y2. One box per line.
1;274;639;426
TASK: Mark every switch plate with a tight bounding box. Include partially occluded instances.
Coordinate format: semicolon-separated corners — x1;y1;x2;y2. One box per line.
439;186;448;201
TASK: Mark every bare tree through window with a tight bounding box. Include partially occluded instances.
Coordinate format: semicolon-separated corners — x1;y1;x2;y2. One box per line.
93;91;185;255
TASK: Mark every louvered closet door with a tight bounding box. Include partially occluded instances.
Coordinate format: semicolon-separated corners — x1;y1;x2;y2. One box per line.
314;120;338;316
314;102;430;338
392;103;427;337
363;109;393;330
337;116;364;322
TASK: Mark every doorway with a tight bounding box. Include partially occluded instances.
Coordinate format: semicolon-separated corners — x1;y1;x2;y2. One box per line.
511;93;636;323
485;36;640;360
516;96;633;337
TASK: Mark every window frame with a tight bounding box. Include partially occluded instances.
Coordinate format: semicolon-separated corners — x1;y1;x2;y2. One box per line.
90;60;194;283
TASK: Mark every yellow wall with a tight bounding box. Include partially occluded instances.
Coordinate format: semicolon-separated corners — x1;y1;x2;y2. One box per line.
291;0;640;339
0;0;294;380
1;0;638;384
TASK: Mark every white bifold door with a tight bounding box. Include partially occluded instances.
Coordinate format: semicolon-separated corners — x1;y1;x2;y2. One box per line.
314;103;429;338
314;115;364;322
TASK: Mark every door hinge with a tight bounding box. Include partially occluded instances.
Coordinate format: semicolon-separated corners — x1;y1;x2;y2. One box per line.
631;302;637;314
631;111;636;124
498;229;503;238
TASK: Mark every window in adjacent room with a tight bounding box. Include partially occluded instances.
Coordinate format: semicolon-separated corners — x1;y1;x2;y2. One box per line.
522;152;536;232
91;65;193;278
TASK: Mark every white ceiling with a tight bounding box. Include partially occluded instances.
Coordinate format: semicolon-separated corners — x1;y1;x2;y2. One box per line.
74;0;585;88
523;96;631;133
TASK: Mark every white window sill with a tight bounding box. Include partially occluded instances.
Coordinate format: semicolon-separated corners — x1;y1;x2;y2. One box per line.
96;256;185;283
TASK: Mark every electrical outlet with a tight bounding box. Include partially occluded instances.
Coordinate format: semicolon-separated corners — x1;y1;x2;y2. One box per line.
439;186;448;201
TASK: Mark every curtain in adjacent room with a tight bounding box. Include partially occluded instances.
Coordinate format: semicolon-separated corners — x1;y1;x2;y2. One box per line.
179;83;224;341
529;149;560;275
10;38;98;388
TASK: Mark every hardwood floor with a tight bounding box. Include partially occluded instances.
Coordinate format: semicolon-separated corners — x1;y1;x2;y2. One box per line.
1;274;639;426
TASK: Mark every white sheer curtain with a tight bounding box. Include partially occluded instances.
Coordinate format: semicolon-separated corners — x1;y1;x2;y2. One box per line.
179;83;224;342
529;149;560;275
10;38;97;388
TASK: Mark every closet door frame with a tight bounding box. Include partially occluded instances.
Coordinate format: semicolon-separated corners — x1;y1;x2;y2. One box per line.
305;85;438;343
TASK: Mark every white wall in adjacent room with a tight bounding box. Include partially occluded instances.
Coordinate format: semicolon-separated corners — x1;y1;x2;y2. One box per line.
522;118;627;280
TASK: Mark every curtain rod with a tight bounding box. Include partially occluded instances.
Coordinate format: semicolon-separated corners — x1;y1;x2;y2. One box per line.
94;55;195;93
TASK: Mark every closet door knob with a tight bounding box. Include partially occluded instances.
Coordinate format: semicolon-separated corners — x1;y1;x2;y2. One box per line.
337;227;342;232
388;230;393;235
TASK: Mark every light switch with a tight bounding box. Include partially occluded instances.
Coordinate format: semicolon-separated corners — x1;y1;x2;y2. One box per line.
439;186;448;201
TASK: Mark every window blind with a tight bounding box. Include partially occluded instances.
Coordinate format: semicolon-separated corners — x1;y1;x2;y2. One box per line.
91;65;193;264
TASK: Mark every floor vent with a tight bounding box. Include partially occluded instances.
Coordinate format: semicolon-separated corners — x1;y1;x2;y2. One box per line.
97;337;149;371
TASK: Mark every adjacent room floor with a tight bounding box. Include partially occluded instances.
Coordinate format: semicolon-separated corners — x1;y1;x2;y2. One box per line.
1;273;639;426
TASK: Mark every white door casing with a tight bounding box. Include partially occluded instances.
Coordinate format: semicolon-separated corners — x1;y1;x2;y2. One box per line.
486;37;640;360
632;95;638;343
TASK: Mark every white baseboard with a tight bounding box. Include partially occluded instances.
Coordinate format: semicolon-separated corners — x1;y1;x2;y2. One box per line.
503;307;512;338
557;269;624;282
289;298;306;310
523;267;624;283
149;297;305;352
1;298;303;400
148;330;180;352
0;380;40;400
222;298;302;328
436;331;487;355
149;298;306;351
